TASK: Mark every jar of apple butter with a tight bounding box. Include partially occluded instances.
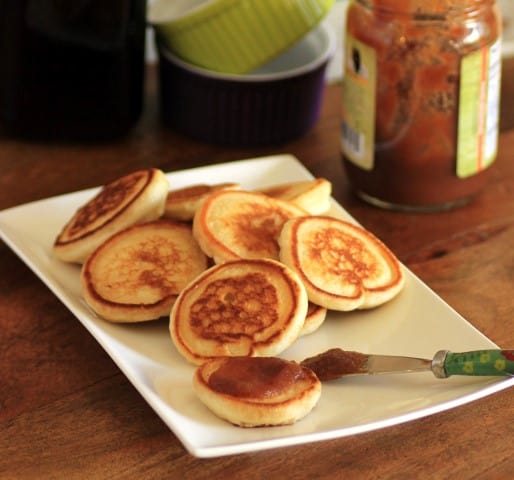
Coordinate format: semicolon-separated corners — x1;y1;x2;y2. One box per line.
341;0;502;211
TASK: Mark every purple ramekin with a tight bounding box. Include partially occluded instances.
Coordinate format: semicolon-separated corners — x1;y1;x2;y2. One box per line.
156;24;335;147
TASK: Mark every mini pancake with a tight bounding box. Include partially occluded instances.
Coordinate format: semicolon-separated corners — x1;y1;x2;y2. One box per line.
54;168;169;263
300;302;328;337
258;178;332;215
279;216;405;311
193;356;321;427
192;190;307;264
163;182;240;221
81;219;208;322
170;258;308;365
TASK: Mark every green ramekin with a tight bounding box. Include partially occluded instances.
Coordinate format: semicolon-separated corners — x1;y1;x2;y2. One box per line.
148;0;335;74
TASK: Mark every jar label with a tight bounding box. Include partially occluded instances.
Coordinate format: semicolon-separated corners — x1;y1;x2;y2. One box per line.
341;33;376;170
342;33;501;178
456;39;501;178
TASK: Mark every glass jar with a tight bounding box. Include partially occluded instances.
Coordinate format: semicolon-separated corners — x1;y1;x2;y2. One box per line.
341;0;502;211
0;0;147;142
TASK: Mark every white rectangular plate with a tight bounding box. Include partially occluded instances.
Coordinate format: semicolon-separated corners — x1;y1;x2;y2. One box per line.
1;154;512;458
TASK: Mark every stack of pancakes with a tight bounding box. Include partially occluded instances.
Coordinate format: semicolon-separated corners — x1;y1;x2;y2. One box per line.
54;168;404;427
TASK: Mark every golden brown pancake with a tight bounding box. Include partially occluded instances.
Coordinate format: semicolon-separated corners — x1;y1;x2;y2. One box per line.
300;302;328;337
279;216;405;311
169;258;308;365
81;219;208;322
192;190;307;264
258;178;332;215
193;356;321;427
54;168;169;263
163;182;240;221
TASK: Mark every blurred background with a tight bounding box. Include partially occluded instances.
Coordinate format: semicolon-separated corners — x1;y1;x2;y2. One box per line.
145;0;514;81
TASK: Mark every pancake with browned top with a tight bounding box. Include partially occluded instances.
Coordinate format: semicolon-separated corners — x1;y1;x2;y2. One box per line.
54;168;169;263
257;178;332;215
193;356;321;427
192;190;307;264
163;182;240;221
81;219;208;322
279;216;405;311
169;258;308;365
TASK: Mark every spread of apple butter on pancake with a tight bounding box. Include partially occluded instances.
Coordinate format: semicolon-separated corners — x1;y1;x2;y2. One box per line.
193;356;321;427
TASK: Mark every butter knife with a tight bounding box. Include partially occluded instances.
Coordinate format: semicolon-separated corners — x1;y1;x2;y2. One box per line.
300;348;514;381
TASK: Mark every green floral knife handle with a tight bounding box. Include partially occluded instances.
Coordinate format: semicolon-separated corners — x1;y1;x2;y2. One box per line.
432;350;514;378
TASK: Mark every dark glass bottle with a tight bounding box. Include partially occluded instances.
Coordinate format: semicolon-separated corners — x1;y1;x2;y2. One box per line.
0;0;147;141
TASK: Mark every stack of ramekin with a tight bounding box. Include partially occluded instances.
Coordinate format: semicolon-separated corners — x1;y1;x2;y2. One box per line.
148;0;335;146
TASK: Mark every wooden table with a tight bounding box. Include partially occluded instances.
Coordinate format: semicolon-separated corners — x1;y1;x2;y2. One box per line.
1;57;513;479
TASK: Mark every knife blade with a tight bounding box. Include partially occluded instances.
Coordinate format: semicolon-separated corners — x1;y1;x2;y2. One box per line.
300;348;514;381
